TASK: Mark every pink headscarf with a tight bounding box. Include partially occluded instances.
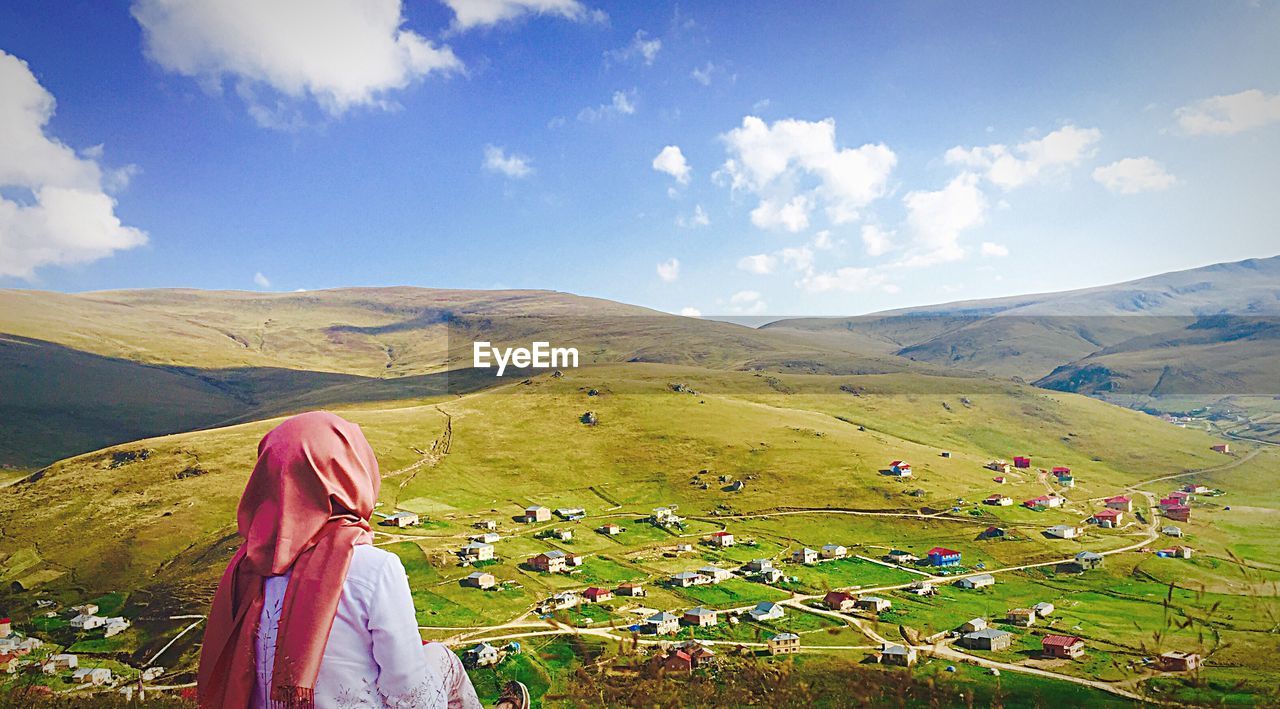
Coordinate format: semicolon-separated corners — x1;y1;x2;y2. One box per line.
198;411;381;708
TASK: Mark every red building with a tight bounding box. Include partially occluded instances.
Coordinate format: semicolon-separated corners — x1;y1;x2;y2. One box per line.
1165;504;1191;522
1013;456;1031;468
1041;634;1086;659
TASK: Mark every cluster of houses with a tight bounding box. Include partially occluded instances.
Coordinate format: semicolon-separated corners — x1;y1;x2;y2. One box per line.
1159;489;1194;522
642;600;788;634
68;604;130;638
1090;495;1132;528
0;620;117;685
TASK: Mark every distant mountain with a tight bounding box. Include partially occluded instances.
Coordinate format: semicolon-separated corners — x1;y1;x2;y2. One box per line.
765;255;1280;381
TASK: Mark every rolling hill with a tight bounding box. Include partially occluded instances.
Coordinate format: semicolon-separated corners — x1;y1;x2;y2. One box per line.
0;287;922;468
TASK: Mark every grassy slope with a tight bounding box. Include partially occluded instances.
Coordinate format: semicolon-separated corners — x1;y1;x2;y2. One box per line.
2;362;1274;702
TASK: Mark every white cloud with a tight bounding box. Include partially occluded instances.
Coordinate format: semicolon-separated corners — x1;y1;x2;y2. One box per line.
811;230;835;250
945;125;1101;190
860;224;894;257
679;306;701;317
795;266;891;294
652;145;690;184
690;62;724;86
898;172;988;268
483;144;534;178
1092;157;1176;194
131;0;460;125
0;51;147;279
676;204;710;228
578;89;636;122
606;30;661;66
656;257;680;282
980;241;1009;257
441;0;603;29
253;271;271;288
749;195;812;233
729;289;766;314
718;116;896;231
737;253;776;275
1174;89;1280;135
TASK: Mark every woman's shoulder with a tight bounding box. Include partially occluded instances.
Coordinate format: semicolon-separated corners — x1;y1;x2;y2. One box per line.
346;544;404;589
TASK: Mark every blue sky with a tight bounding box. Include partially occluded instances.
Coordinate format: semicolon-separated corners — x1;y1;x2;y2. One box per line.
1;1;1278;316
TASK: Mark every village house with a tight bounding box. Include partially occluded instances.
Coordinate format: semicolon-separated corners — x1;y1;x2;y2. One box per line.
1051;466;1071;477
957;574;995;589
1157;546;1194;559
523;505;552;523
70;613;106;631
792;548;819;564
746;559;774;573
462;542;496;562
582;587;612;603
649;649;694;673
0;619;8;640
651;507;683;526
476;520;498;531
598;523;622;536
0;653;17;674
927;547;962;567
1169;490;1191;503
463;571;496;589
1105;495;1133;512
757;568;786;584
1024;495;1065;510
987;460;1011;473
1211;443;1230;454
1013;456;1031;468
821;544;847;559
549;591;578;610
993;475;1007;484
671;571;709;588
682;607;718;627
43;654;77;673
962;628;1014;651
886;549;919;564
646;611;681;635
908;580;936;596
72;667;112;686
887;461;913;478
1091;508;1124;527
1033;602;1055;617
1045;525;1082;539
616;582;646;597
961;618;988;633
941;451;952;458
880;643;917;667
381;511;419;528
856;596;892;613
979;526;1006;539
552;528;573;541
1041;635;1086;659
465;642;500;668
823;591;857;612
698;566;733;584
103;617;130;637
1006;608;1036;627
1183;483;1211;494
555;507;586;520
749;602;785;622
1164;504;1192;522
1158;650;1202;672
71;604;99;616
984;495;1013;506
1074;551;1104;570
768;632;800;655
528;550;568;573
473;532;501;544
1056;474;1075;488
676;640;717;668
710;531;735;547
1162;525;1184;537
674;543;694;553
725;480;745;492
